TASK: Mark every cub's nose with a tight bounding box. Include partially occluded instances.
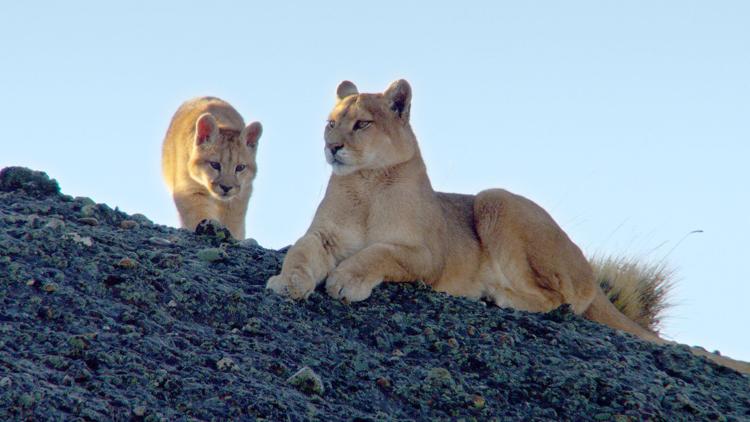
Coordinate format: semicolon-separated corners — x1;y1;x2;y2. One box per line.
219;184;232;193
328;144;344;156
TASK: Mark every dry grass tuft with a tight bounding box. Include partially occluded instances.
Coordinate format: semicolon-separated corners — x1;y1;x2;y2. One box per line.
591;255;675;334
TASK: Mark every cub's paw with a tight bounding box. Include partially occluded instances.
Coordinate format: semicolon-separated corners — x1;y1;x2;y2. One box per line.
195;219;233;240
266;273;315;300
325;269;380;303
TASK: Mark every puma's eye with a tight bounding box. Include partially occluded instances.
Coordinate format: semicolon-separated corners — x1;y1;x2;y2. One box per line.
235;164;246;172
209;162;221;171
353;120;372;130
327;120;336;129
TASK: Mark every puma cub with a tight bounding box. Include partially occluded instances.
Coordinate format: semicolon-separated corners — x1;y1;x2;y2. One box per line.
267;80;749;374
161;97;262;239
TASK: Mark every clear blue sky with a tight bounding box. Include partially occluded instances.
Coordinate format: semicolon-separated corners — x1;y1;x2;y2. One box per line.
2;2;748;360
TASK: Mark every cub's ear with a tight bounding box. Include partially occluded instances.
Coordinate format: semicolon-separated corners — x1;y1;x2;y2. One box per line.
241;121;263;148
384;79;412;120
336;80;359;101
195;113;218;146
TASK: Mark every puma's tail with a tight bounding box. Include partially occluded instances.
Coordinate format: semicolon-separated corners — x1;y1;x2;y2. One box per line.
587;255;750;375
590;255;673;334
583;286;664;344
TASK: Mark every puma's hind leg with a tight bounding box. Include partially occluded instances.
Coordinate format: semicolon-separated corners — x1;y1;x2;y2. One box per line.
473;189;664;342
473;189;597;314
472;190;750;374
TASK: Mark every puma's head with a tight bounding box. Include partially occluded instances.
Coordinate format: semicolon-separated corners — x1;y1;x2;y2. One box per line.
324;79;417;176
188;113;263;200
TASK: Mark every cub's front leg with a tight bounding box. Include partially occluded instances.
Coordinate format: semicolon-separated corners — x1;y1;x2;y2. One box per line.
326;243;432;302
266;231;338;300
173;191;220;232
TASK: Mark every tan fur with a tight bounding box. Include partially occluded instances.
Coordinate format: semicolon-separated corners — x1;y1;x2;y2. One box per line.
161;97;262;239
267;80;749;374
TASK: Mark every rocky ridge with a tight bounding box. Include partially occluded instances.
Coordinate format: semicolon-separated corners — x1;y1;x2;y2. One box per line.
0;167;748;421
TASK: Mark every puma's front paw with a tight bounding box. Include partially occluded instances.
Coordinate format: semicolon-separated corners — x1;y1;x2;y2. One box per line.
195;219;233;240
325;269;381;303
266;272;315;300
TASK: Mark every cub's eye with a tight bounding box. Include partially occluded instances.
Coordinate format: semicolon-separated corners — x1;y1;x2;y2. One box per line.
327;120;336;129
209;162;221;171
235;164;246;172
353;120;373;130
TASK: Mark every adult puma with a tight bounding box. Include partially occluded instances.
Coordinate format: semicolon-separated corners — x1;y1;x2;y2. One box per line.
267;80;749;374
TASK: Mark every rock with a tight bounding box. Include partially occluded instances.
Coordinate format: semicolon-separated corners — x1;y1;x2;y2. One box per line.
44;218;66;230
216;357;238;371
545;304;575;322
116;257;138;269
238;238;259;249
78;217;99;226
133;406;146;417
426;367;454;388
67;336;87;350
64;232;93;247
103;275;125;287
241;318;263;335
130;213;152;225
287;366;325;396
148;237;172;247
80;204;98;217
471;394;486;409
119;220;138;230
75;197;96;207
197;248;227;263
0;376;11;387
153;253;181;269
0;167;60;197
17;393;34;408
375;377;391;390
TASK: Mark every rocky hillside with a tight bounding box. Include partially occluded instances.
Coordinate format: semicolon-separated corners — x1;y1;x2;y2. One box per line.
0;167;748;421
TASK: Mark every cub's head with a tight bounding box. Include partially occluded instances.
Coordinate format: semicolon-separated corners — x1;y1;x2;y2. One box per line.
188;114;262;200
324;79;417;176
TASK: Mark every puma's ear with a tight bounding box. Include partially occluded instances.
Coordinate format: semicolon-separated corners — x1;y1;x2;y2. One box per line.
336;80;359;101
195;113;218;146
241;121;263;148
384;79;412;120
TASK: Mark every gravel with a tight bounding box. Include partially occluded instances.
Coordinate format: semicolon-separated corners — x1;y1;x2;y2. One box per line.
1;166;748;421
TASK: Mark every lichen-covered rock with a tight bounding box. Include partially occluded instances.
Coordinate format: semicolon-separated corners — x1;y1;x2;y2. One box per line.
287;366;325;396
196;247;228;262
0;167;749;421
0;167;60;198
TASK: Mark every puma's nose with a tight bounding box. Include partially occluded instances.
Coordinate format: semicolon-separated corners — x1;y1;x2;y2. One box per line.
220;184;231;193
329;144;344;155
